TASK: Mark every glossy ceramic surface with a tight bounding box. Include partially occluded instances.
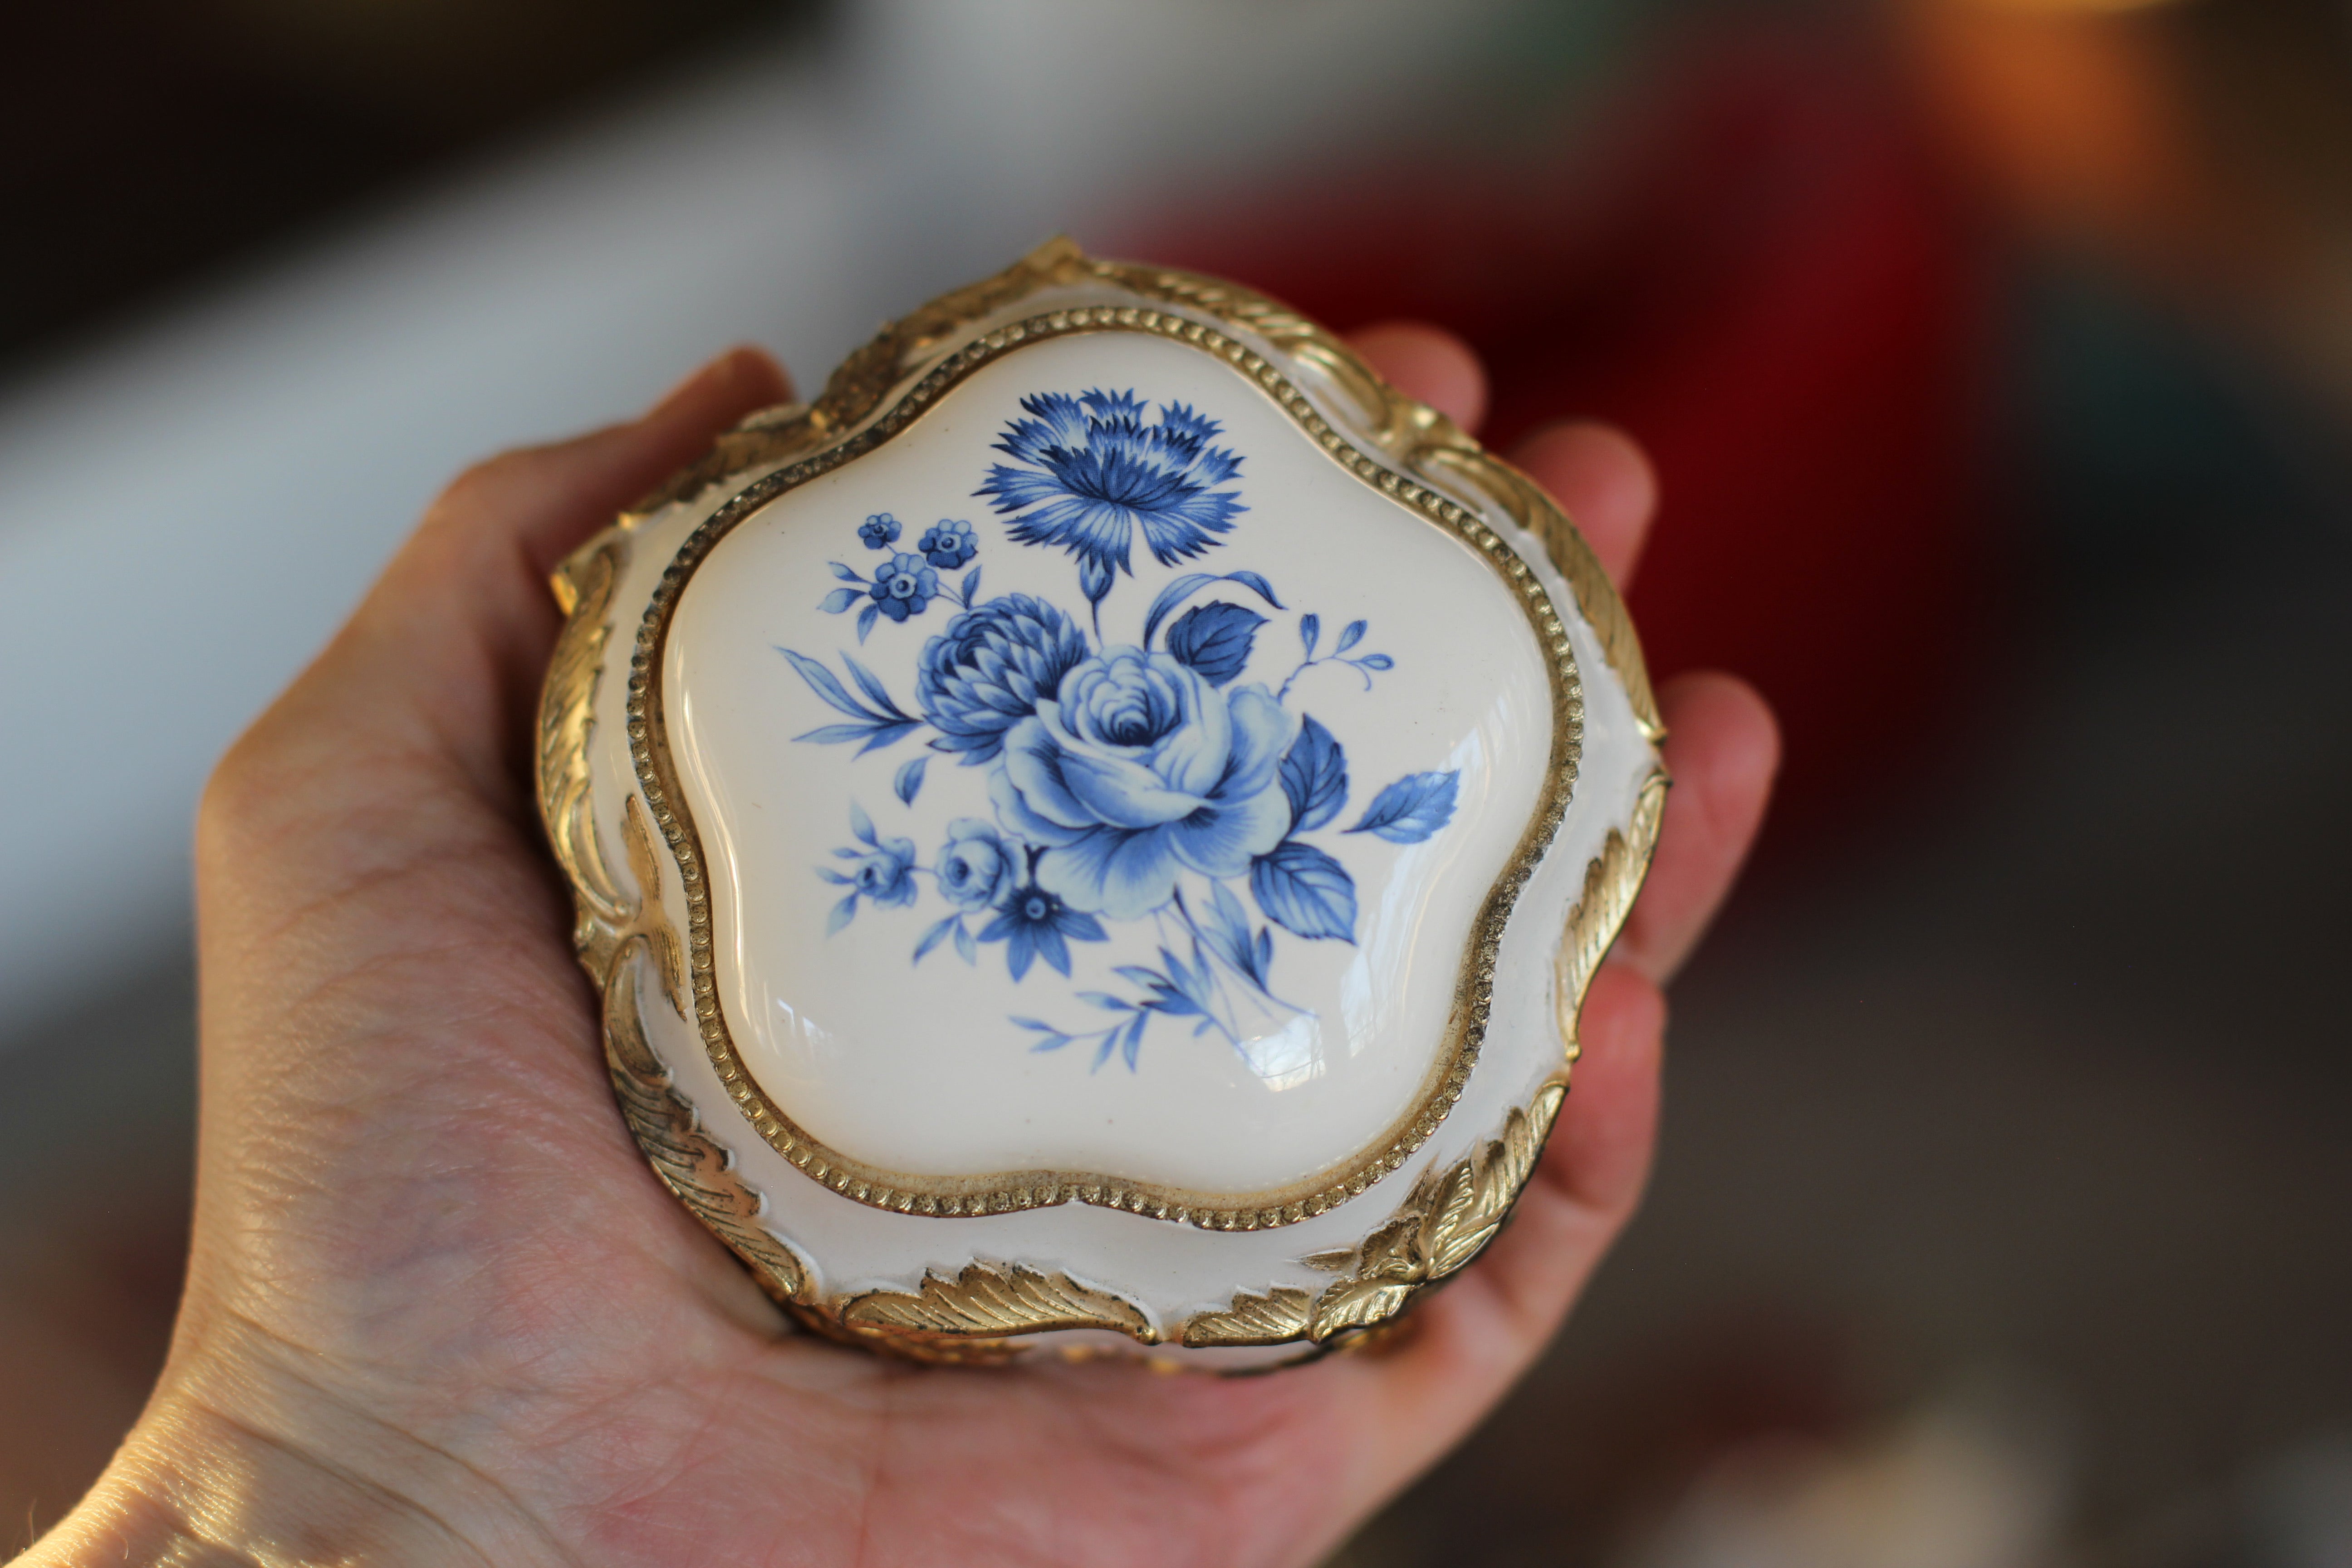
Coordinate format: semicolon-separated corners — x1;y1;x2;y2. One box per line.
542;241;1663;1366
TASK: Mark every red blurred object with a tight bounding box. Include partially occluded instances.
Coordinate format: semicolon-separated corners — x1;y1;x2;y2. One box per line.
1122;34;1992;840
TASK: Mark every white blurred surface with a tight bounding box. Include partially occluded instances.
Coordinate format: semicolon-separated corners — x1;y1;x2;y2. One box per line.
0;0;1533;1031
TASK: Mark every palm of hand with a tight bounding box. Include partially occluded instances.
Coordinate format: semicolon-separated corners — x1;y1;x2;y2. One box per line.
28;335;1774;1568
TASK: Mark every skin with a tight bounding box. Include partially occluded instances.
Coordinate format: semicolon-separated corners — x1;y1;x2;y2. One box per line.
21;325;1776;1568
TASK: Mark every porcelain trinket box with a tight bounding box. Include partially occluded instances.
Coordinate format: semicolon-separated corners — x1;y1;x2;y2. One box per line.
538;239;1666;1368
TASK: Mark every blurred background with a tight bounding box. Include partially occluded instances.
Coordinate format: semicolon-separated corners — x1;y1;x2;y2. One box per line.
3;0;2348;1561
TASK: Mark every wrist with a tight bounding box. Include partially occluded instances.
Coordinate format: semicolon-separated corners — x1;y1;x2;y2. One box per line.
17;1395;465;1568
17;1347;569;1568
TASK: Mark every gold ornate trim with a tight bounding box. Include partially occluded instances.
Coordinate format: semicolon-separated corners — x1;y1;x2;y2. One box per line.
604;937;807;1307
1556;769;1669;1062
841;1265;1157;1352
624;295;1583;1230
1181;1083;1567;1348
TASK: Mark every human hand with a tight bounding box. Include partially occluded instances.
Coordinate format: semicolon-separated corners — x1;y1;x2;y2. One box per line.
23;327;1775;1568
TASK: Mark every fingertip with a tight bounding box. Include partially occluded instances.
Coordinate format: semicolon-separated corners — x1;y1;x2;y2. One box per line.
1509;421;1657;590
1548;964;1666;1214
1616;672;1780;983
644;343;795;430
1662;672;1782;836
1346;321;1489;434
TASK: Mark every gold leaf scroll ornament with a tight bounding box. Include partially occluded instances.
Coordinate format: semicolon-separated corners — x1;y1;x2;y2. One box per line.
1181;1085;1566;1348
839;1264;1160;1363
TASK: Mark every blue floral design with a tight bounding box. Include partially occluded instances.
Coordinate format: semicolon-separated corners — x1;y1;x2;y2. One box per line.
919;518;979;569
990;647;1294;921
818;522;980;642
935;819;1013;911
977;389;1245;616
915;594;1090;764
816;804;917;934
870;553;939;622
782;390;1463;1072
979;884;1107;981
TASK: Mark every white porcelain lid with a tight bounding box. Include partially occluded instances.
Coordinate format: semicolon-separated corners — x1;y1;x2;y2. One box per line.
542;240;1663;1366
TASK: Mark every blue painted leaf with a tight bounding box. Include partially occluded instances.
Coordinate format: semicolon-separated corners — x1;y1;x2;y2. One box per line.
1278;714;1348;833
1078;992;1134;1010
1122;1012;1148;1071
1335;619;1366;653
842;655;911;718
1142;570;1285;648
828;561;861;582
953;922;977;965
1254;926;1274;975
960;566;982;605
778;648;872;720
1356;652;1393;671
1165;602;1265;686
893;755;926;805
1250;840;1357;941
1116;963;1201;1017
1010;1017;1056;1032
1345;770;1459;843
1024;1025;1073;1054
816;867;853;885
856;603;880;642
912;915;959;963
819;587;862;614
1298;613;1320;657
848;801;876;843
855;721;920;755
1195;881;1260;984
795;722;886;746
826;892;858;934
1168;943;1215;1009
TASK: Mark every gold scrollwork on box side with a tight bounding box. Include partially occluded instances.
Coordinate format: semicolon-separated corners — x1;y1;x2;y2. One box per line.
605;939;808;1306
1180;1287;1315;1349
542;540;793;1303
1181;1085;1564;1348
841;1264;1157;1350
537;542;686;1010
1555;769;1669;1063
540;542;624;918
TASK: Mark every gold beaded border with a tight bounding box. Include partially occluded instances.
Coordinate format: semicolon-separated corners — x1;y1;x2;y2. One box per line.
625;304;1583;1230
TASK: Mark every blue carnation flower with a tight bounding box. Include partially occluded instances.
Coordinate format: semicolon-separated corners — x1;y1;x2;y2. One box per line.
915;593;1090;762
918;518;978;569
976;389;1245;608
869;552;939;622
858;513;902;549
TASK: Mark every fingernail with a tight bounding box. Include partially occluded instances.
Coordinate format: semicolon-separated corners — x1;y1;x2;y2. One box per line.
645;346;772;423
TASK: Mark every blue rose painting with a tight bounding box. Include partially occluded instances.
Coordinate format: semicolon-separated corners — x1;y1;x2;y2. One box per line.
784;389;1460;1071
